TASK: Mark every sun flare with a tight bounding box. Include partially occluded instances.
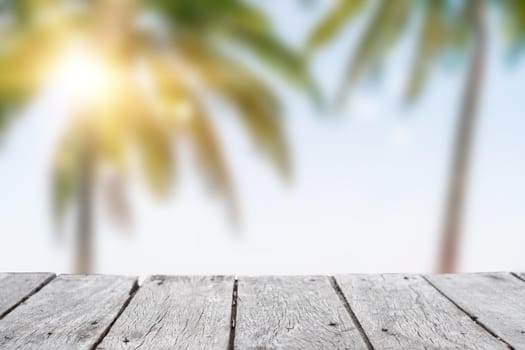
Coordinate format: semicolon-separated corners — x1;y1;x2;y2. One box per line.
52;42;116;109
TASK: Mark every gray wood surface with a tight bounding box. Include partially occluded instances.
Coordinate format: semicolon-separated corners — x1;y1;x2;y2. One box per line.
0;273;55;318
0;272;522;349
515;272;525;282
0;274;137;350
427;272;525;349
336;274;506;349
234;276;368;349
97;275;234;350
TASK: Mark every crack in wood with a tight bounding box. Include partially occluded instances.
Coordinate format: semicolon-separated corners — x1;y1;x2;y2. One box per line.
90;279;139;350
330;276;375;350
0;273;56;320
422;275;515;350
228;277;239;350
510;272;525;284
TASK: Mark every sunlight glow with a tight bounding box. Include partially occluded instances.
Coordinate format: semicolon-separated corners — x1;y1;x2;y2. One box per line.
52;43;115;109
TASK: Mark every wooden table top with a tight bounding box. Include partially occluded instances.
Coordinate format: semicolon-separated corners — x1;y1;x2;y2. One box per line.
0;272;524;349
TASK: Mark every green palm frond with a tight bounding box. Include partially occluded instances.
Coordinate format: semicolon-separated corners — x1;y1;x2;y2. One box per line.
185;103;238;222
0;104;9;134
140;49;239;219
0;30;46;105
405;1;470;103
135;117;175;197
307;0;484;109
231;28;309;86
497;0;525;59
0;2;78;134
307;0;368;54
51;132;80;223
336;0;411;108
173;40;291;178
145;0;246;28
405;1;447;102
3;0;304;227
147;0;314;93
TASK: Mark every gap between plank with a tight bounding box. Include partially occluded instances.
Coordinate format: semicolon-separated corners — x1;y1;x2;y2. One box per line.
90;279;140;350
329;276;375;350
422;275;515;350
228;277;239;350
0;273;56;320
510;272;525;284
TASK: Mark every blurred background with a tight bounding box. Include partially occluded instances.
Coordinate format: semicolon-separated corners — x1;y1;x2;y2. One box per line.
0;0;524;275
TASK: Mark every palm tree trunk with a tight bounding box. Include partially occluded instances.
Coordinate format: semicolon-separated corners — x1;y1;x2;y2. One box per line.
74;136;95;274
437;0;486;273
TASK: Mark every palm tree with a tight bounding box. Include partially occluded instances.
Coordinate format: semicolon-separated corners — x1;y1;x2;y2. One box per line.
0;0;313;273
307;0;493;272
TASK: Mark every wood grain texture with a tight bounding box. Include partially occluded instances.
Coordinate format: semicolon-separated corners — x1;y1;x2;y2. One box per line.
0;273;55;318
427;272;525;348
235;276;368;349
97;275;234;350
0;274;136;350
336;274;506;349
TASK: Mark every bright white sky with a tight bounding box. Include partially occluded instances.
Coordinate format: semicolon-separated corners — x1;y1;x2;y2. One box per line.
1;1;524;275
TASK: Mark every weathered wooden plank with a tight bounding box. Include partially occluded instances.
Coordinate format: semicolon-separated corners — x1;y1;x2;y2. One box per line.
427;272;525;348
235;276;368;349
336;274;506;349
515;272;525;281
97;275;234;350
0;273;55;318
0;274;137;350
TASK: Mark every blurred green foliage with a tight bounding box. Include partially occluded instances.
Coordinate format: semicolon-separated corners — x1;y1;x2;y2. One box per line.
0;0;312;227
307;0;525;107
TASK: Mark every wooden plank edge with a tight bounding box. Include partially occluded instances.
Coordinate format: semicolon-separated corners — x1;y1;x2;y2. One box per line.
90;278;140;350
422;274;515;350
93;275;236;350
228;277;238;350
330;276;375;350
0;273;56;320
510;272;525;284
